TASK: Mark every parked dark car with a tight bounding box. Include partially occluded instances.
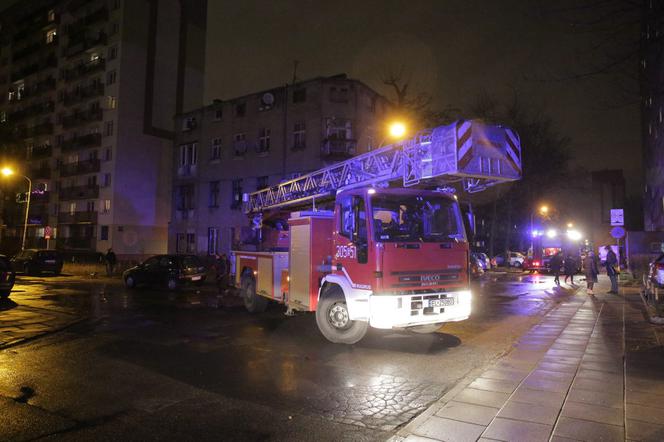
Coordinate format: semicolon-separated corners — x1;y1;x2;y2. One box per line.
11;249;63;275
0;255;16;298
123;254;207;290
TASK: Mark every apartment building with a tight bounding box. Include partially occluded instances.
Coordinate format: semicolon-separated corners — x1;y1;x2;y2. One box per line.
0;0;206;256
170;74;392;256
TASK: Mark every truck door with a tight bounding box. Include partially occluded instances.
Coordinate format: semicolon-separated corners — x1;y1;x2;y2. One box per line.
335;194;373;290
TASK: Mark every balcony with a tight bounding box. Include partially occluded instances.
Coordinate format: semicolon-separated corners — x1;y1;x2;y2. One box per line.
13;11;59;43
58;211;98;224
65;31;107;58
62;84;104;106
61;109;103;128
321;138;357;158
56;237;96;251
8;101;54;123
31;166;51;179
30;191;50;205
18;122;54;138
59;185;99;200
63;57;105;82
68;7;109;36
59;159;100;177
29;143;53;159
60;133;102;151
10;53;57;82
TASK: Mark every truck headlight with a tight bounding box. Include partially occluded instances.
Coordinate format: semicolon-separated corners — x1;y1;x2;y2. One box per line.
458;290;472;306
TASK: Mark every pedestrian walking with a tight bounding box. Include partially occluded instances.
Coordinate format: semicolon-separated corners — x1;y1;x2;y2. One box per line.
564;254;576;285
215;253;230;294
605;246;619;294
583;251;599;294
104;248;117;277
550;251;563;286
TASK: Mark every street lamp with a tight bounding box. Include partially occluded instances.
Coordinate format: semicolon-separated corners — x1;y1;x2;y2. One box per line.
1;167;32;251
388;121;407;139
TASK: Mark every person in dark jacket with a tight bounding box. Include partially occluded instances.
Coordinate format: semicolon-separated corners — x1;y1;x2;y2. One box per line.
105;248;117;276
583;251;599;295
564;254;577;285
550;252;563;286
215;254;230;294
605;246;619;294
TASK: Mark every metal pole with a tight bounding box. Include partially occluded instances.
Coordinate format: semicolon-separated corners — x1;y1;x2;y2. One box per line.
530;211;534;255
21;175;31;251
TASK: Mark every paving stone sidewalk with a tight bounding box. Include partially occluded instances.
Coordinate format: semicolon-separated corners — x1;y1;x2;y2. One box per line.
392;276;664;442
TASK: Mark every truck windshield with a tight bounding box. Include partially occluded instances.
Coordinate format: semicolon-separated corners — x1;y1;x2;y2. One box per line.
371;195;466;242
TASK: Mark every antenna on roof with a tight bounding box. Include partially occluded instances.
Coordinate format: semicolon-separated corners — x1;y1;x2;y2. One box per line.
292;60;299;84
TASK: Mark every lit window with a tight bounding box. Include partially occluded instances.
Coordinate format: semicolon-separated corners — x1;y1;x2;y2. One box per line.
106;96;117;109
103;199;111;213
69;202;76;215
47;9;56;22
46;29;57;44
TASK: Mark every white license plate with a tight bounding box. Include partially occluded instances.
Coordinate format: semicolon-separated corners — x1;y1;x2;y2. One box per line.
190;275;202;281
428;298;455;308
44;260;56;264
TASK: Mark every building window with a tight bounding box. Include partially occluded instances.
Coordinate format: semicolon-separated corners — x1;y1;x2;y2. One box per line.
235;102;246;117
175;184;195;211
110;22;120;36
293;88;306;103
87;200;95;212
105;147;112;161
293;122;306;150
100;225;109;240
207;228;219;255
46;29;57;44
0;111;6;123
106;96;117;109
182;116;197;131
47;9;56;22
211;138;221;160
214;108;222;121
103;199;111;213
69;202;76;215
257;128;270;153
104;120;114;136
233;133;247;157
87;175;97;186
329;86;349;102
231;179;243;209
186;233;196;253
108;46;118;60
256;176;268;191
179;143;197;167
111;0;121;11
103;173;111;187
106;70;116;85
209;181;220;207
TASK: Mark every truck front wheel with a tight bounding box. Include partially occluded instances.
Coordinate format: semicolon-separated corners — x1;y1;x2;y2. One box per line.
315;286;368;344
242;277;268;313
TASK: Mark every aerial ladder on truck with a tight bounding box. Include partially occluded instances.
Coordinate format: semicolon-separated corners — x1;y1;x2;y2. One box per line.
233;120;522;344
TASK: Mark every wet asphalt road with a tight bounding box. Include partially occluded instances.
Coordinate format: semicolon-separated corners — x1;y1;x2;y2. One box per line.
0;271;577;441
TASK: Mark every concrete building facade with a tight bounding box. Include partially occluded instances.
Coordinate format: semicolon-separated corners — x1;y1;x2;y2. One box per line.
0;0;206;257
641;0;664;231
170;74;391;256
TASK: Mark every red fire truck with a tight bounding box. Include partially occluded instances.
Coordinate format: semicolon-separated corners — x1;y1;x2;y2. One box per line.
233;120;522;344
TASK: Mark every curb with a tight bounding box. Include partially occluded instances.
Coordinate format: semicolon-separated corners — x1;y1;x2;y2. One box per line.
638;289;664;325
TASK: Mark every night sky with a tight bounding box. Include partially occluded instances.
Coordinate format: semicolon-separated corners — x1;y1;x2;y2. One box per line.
205;0;642;195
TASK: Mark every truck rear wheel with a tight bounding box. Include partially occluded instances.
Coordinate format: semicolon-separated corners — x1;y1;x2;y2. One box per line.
242;277;268;313
315;286;368;344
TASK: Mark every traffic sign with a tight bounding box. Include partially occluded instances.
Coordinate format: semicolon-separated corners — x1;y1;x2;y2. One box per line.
610;226;625;239
610;209;624;226
44;226;52;240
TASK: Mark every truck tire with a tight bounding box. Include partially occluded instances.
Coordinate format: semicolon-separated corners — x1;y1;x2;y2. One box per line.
242;277;268;313
315;285;368;344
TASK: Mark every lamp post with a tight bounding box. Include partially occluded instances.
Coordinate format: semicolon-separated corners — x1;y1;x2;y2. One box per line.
530;204;549;254
1;167;32;251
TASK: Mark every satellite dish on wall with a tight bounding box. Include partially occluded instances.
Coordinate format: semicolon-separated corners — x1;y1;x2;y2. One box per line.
262;92;275;106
